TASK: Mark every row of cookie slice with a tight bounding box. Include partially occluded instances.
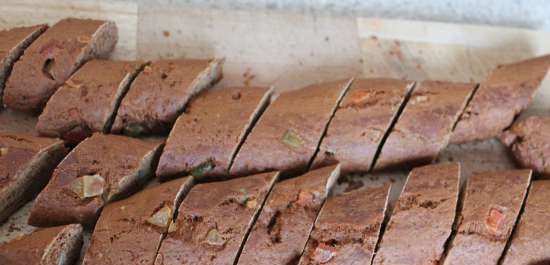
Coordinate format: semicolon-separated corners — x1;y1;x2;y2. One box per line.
3;159;548;265
36;57;223;144
0;18;223;143
0;131;164;226
0;18;117;112
155;54;549;180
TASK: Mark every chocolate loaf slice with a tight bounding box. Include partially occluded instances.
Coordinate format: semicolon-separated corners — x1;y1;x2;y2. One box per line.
111;59;223;135
0;133;67;223
29;133;161;226
154;171;278;265
501;180;550;265
500;116;550;178
3;18;117;112
299;184;390;265
83;177;193;265
373;163;460;265
238;165;340;265
157;86;273;179
452;55;550;144
37;60;145;144
0;24;47;106
374;81;474;170
230;79;352;177
312;78;411;172
443;169;532;265
0;224;83;265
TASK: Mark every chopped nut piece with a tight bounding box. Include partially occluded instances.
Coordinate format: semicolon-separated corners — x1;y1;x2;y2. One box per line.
77;35;91;43
167;221;178;233
191;160;215;177
205;229;226;246
486;207;505;234
69;174;106;199
411;95;428;104
147;205;173;228
0;147;8;156
237;188;250;205
246;199;258;209
311;243;335;264
143;65;153;74
124;124;146;137
282;130;304;148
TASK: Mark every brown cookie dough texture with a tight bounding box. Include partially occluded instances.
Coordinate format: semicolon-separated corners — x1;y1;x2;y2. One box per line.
238;165;340;265
111;58;224;135
443;169;531;265
0;24;47;106
0;133;67;223
230;79;352;177
373;162;460;265
0;224;83;265
157;86;272;180
37;59;145;144
501;180;550;265
155;171;278;265
500;115;550;178
29;133;161;226
4;18;118;112
83;177;193;265
452;55;550;144
374;80;474;170
299;184;390;265
313;78;411;173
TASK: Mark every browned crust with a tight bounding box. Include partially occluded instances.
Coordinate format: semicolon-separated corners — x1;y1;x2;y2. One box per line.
374;80;475;170
443;169;532;265
36;59;145;144
3;18;117;113
373;163;460;265
156;86;273;179
28;133;160;227
111;58;224;135
230;79;352;177
0;133;67;223
238;165;340;265
451;55;550;144
0;24;48;107
312;78;411;173
83;177;193;265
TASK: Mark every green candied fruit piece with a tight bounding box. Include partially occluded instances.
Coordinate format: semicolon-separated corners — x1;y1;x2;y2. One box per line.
236;188;258;208
282;129;304;148
124;123;146;137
